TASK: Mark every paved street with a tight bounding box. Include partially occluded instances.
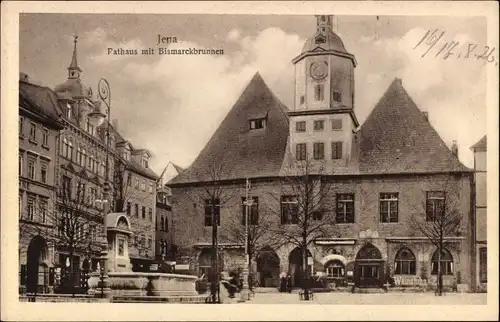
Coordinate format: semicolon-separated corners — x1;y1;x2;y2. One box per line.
244;292;487;305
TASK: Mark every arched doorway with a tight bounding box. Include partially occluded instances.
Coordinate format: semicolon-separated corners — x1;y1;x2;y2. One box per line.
26;235;48;294
354;243;385;288
256;247;280;287
288;247;312;288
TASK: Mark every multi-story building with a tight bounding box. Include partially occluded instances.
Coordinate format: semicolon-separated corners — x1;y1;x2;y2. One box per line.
18;35;160;294
168;15;474;289
19;73;65;294
114;134;159;271
155;185;174;262
471;135;487;290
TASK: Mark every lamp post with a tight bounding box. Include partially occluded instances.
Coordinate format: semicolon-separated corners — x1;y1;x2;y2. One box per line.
238;178;252;302
88;78;112;297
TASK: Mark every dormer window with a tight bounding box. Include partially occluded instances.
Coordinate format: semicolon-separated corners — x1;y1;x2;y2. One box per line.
142;158;149;168
315;35;326;44
249;118;266;130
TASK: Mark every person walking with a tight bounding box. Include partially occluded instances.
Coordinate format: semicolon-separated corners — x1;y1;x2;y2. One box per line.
279;272;286;292
286;274;293;293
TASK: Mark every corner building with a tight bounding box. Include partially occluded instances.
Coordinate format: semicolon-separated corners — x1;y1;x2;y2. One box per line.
168;15;474;289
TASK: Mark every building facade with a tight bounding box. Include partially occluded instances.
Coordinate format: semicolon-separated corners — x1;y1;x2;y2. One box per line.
19;73;65;294
18;35;159;294
471;135;487;290
155;185;175;262
168;15;474;289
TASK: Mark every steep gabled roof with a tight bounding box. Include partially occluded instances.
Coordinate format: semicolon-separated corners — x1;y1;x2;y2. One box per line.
19;79;64;129
358;78;469;174
169;73;290;185
471;135;487;152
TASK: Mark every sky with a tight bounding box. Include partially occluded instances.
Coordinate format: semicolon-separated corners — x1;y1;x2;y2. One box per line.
19;14;488;179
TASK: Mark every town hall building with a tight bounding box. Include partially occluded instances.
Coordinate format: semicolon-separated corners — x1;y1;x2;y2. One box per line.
167;15;475;290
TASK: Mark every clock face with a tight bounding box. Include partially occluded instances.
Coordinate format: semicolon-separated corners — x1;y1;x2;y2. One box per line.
310;61;328;80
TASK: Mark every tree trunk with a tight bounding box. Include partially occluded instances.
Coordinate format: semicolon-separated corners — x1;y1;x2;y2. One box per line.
69;249;76;297
302;242;309;300
437;244;442;296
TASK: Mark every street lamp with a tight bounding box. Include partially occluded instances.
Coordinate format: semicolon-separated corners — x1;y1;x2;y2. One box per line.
87;78;112;297
238;178;252;302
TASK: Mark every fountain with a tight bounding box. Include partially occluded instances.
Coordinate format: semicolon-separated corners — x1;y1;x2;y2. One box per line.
87;213;204;303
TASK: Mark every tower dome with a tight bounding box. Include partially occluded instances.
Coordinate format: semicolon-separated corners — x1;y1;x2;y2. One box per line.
301;15;348;54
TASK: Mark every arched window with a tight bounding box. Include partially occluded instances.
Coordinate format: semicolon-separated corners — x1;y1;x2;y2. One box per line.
325;260;345;278
394;248;416;275
431;249;454;275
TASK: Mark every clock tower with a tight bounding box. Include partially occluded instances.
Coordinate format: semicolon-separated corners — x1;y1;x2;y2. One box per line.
288;15;359;168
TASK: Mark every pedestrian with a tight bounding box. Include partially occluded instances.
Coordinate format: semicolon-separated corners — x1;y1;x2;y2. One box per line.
286;274;292;293
279;272;286;292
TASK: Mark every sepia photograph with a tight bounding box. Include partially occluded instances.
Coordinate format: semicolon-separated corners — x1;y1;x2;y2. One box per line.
1;1;498;321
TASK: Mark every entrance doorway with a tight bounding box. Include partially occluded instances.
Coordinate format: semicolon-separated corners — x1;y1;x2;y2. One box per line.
256;247;280;287
288;247;312;288
26;235;48;294
354;243;385;288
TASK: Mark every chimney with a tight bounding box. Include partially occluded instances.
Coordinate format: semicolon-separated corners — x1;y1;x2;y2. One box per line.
422;111;429;121
112;119;119;132
451;140;458;157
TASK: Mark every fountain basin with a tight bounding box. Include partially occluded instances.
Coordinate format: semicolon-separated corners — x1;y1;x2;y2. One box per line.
88;272;199;298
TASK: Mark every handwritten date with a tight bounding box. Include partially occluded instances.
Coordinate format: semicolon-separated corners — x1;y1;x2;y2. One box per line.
413;29;498;66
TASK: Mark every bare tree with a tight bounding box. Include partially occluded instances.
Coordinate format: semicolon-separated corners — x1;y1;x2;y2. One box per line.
406;172;465;296
224;197;283;289
20;167;104;296
266;156;336;300
185;154;238;303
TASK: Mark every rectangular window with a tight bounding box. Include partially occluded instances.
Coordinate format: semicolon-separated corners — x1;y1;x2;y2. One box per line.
90;187;97;206
61;176;72;198
332;91;342;103
127;173;132;187
312;210;323;221
204;199;221;226
380;193;399;223
19;154;24;176
315;84;324;101
141;180;146;191
149;182;154;193
29;122;37;141
336;194;355;223
331;119;342;130
241;197;259;225
296;143;307;161
143;159;149;168
126;202;131;215
42;128;49;146
331;142;343;159
296;121;306;132
135;204;139;217
19;117;24;136
479;247;487;283
142;206;146;219
148;237;153;249
28;160;35;180
135;178;139;189
39;198;48;223
249;118;266;130
148;208;153;221
300;95;305;105
27;196;35;221
281;196;298;225
313;142;324;160
313;120;324;131
426;191;445;221
40;163;48;183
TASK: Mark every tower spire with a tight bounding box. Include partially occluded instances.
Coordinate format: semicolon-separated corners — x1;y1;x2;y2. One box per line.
68;34;82;79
